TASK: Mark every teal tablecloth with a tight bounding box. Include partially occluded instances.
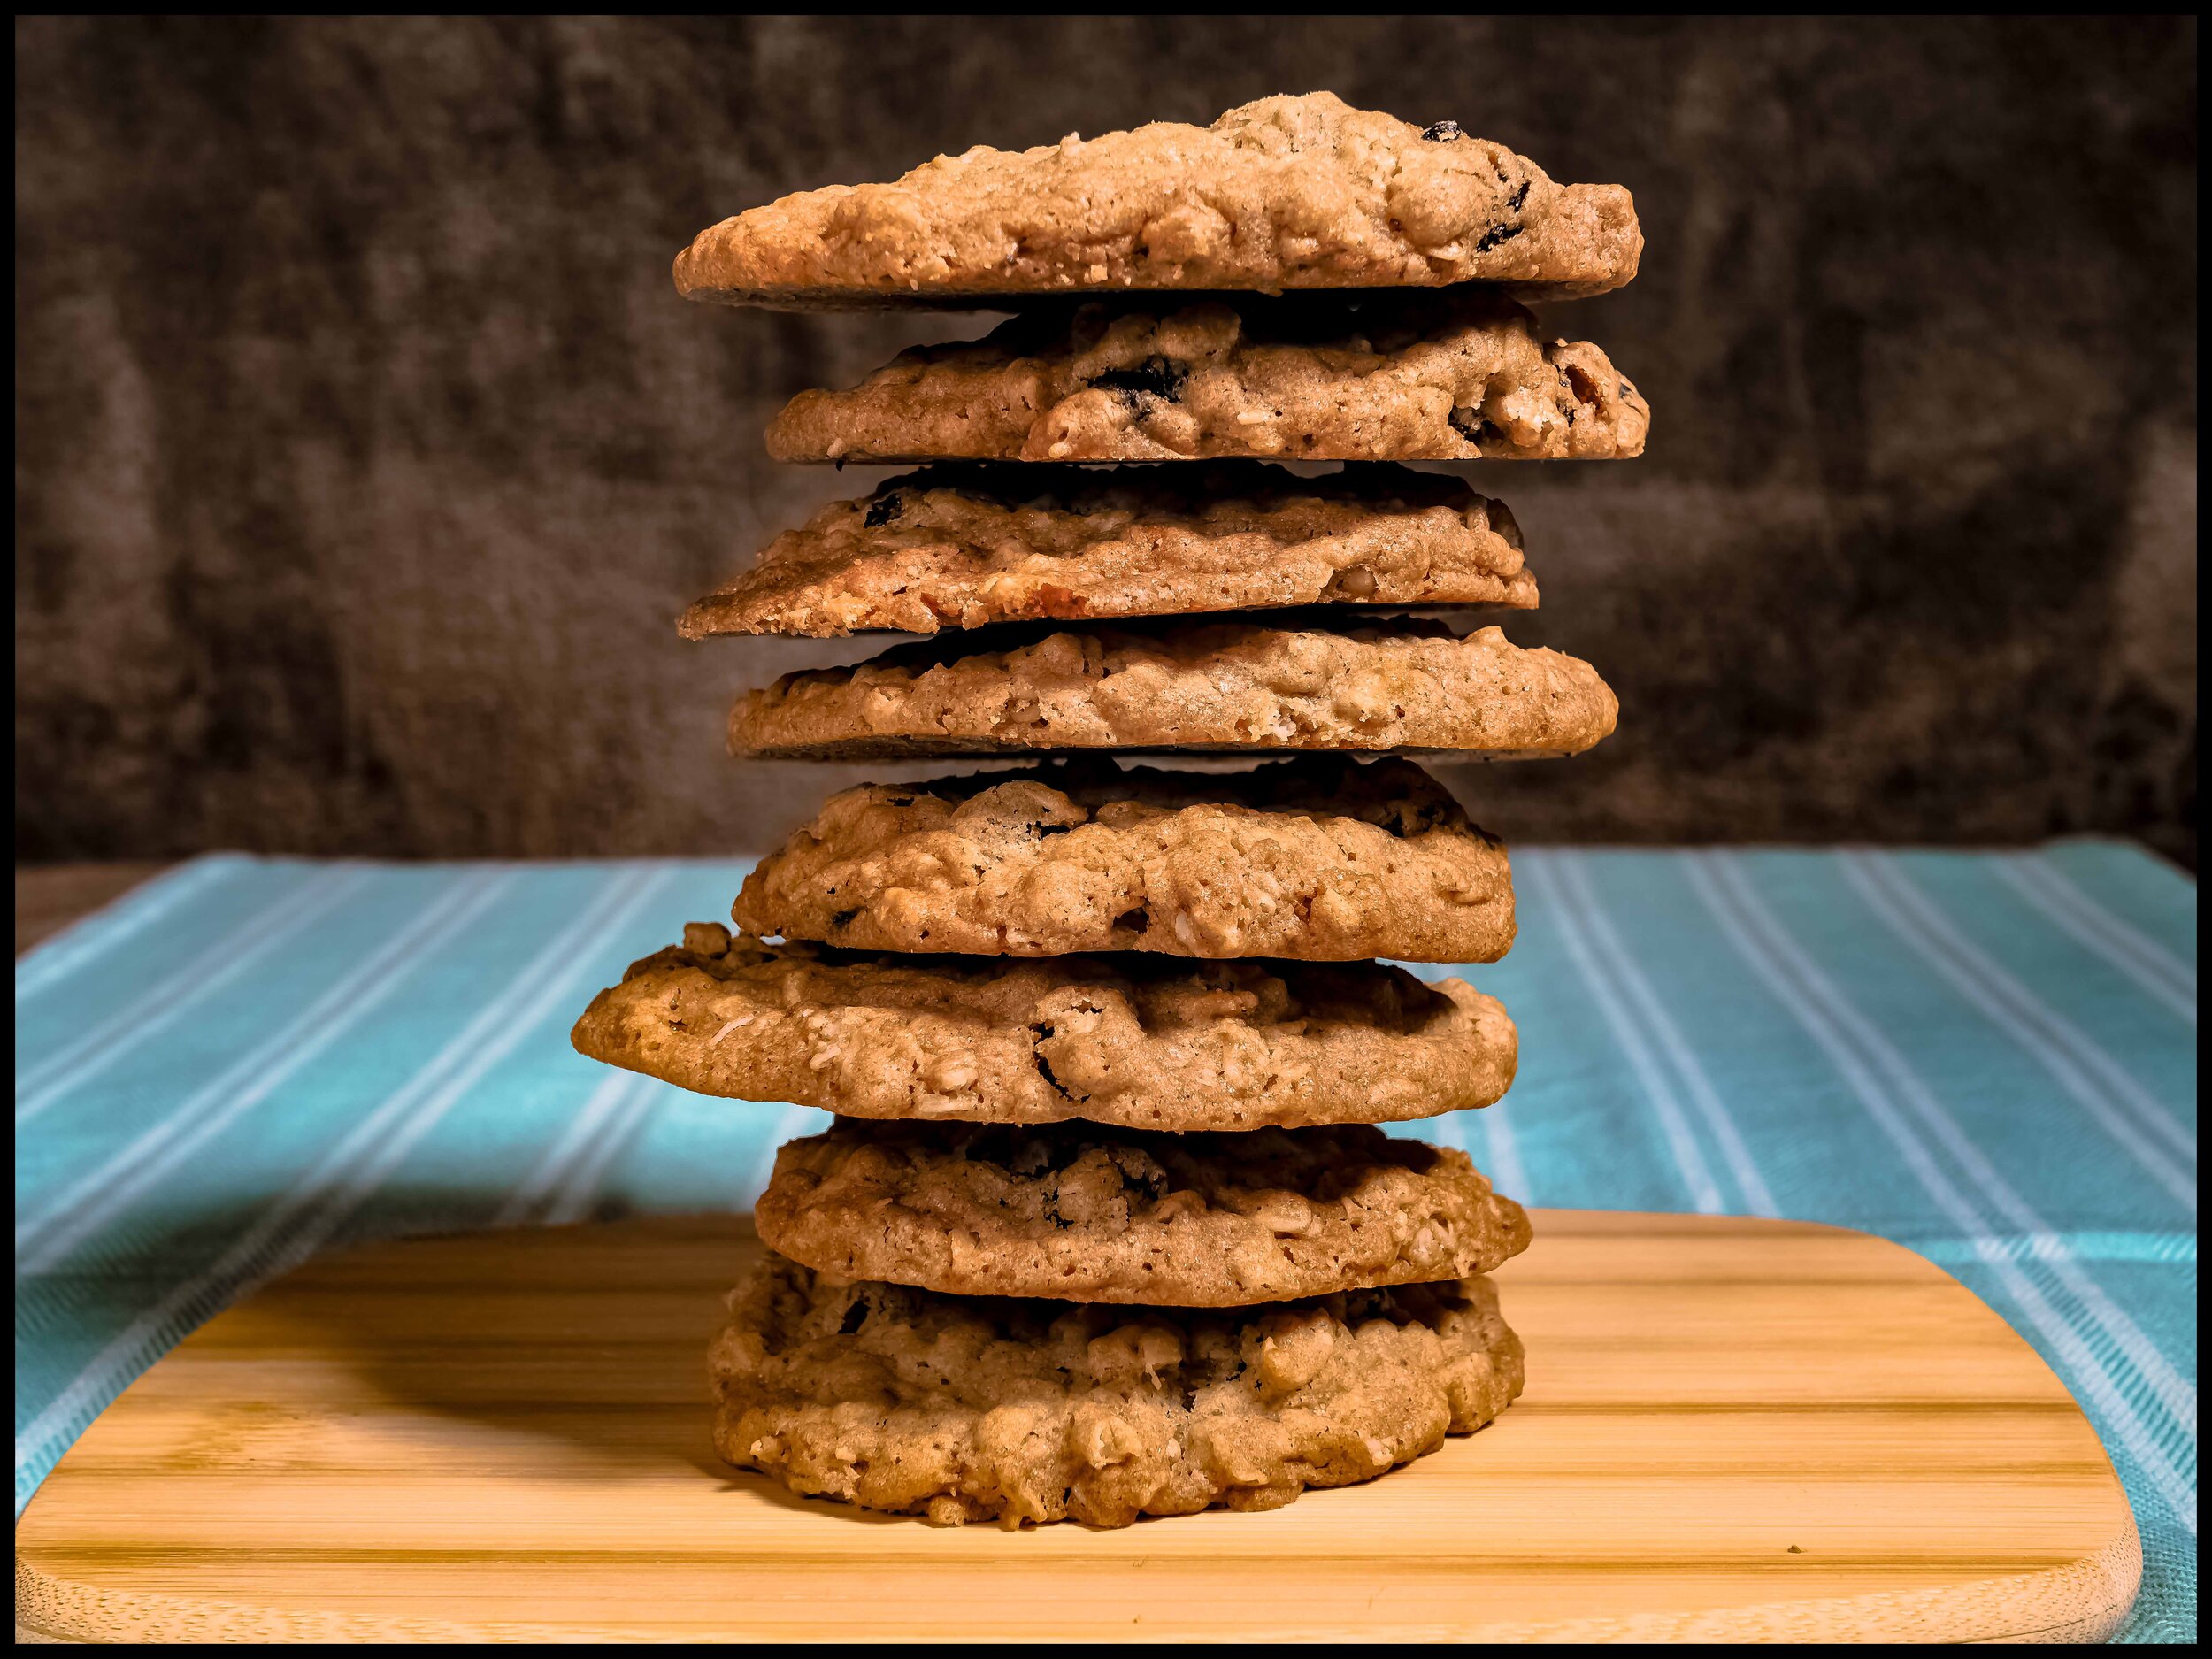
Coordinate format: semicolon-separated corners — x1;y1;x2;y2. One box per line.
13;844;2196;1640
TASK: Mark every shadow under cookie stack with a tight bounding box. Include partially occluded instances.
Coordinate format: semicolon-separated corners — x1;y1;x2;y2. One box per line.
573;93;1643;1528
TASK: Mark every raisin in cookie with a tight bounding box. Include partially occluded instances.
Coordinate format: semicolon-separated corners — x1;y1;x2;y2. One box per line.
729;756;1514;963
680;463;1535;638
757;1118;1531;1306
730;617;1617;759
764;293;1647;465
674;91;1638;308
711;1252;1525;1526
572;926;1516;1129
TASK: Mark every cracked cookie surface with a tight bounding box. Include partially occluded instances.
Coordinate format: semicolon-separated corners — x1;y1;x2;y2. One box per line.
711;1251;1524;1526
674;90;1640;309
731;617;1617;758
680;462;1536;638
729;756;1514;963
764;292;1647;465
757;1118;1531;1306
570;926;1516;1131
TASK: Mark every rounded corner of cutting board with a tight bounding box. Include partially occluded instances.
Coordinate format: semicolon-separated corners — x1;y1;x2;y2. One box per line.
12;1210;2151;1643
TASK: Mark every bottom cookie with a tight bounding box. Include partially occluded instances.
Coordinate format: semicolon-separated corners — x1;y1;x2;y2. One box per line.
710;1252;1525;1528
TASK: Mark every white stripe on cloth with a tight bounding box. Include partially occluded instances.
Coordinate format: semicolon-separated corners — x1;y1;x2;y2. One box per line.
542;1079;661;1227
1479;1096;1532;1210
1843;853;2196;1210
15;865;371;1125
748;1102;816;1213
494;1070;649;1228
1387;963;1530;1202
15;871;516;1272
1691;853;2198;1535
1428;1104;1532;1210
14;857;245;1001
13;865;670;1482
1553;853;1779;1217
1522;854;1725;1214
1995;855;2197;1026
1708;854;2198;1432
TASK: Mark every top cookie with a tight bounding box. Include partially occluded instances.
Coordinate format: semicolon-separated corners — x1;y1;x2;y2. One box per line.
764;293;1648;465
674;91;1640;309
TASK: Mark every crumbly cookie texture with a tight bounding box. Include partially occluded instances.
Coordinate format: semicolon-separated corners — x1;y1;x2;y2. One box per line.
729;756;1514;963
679;463;1536;639
571;926;1517;1131
731;617;1618;759
674;91;1640;309
711;1252;1525;1526
757;1118;1532;1306
764;293;1647;465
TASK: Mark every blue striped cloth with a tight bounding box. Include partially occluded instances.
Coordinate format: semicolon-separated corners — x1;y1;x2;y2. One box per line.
14;845;2195;1640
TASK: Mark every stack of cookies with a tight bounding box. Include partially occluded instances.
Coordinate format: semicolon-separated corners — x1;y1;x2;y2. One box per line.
573;93;1642;1527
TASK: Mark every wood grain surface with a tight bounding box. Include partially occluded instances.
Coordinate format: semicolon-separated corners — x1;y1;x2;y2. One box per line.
14;1210;2140;1643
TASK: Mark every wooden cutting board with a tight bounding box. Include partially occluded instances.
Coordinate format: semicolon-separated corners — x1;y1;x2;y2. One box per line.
14;1210;2139;1643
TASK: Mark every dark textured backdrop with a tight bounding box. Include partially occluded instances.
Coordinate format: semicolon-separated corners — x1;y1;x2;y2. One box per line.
15;16;2199;866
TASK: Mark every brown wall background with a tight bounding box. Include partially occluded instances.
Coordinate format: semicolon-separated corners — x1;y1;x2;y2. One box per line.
15;16;2199;866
